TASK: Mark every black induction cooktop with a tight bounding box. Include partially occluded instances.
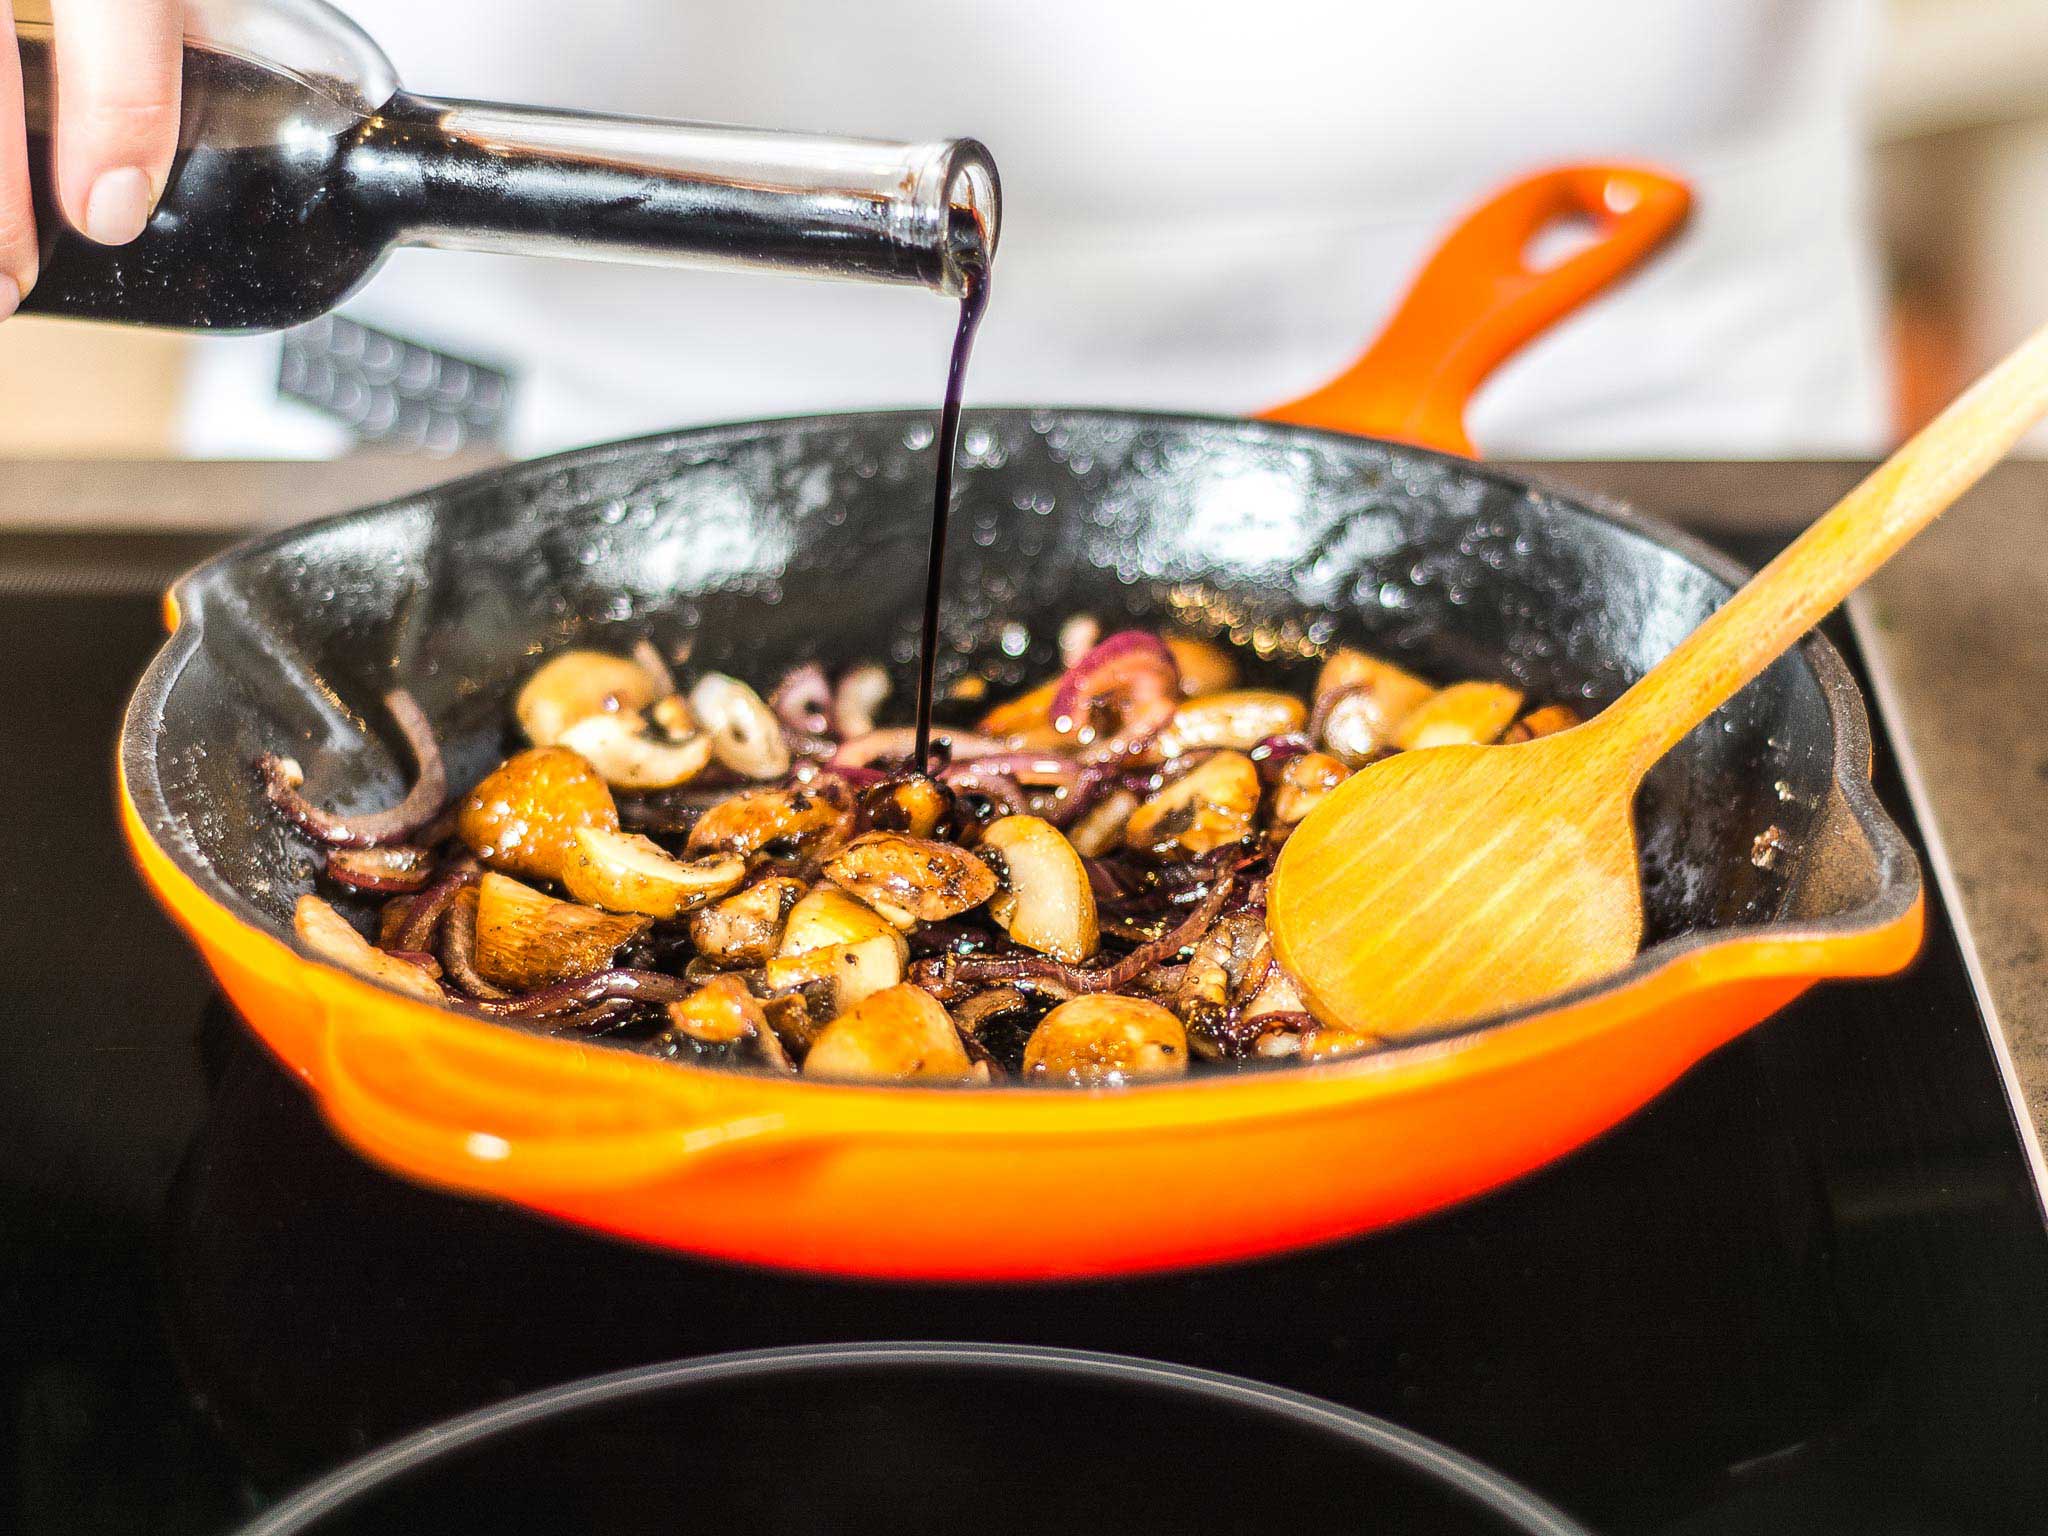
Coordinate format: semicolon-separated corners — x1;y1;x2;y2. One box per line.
3;528;2045;1536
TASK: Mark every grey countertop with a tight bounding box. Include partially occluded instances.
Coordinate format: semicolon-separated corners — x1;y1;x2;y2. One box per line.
5;453;2041;1174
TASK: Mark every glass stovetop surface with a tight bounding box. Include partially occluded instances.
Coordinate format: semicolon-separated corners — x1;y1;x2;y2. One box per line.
2;530;2044;1536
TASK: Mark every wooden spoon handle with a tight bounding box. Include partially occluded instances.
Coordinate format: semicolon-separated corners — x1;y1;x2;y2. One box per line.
1596;318;2048;774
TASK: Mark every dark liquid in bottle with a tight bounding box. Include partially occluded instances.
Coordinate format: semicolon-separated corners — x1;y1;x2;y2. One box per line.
18;39;384;329
911;215;992;767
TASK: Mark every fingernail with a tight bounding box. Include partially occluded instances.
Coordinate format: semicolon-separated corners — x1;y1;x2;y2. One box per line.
83;166;153;245
0;275;19;320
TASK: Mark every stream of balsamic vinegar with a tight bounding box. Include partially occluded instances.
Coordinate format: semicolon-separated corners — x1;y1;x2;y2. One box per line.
910;218;991;768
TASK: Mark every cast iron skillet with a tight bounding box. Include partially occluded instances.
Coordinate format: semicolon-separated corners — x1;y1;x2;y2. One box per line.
234;1343;1590;1535
118;406;1922;1279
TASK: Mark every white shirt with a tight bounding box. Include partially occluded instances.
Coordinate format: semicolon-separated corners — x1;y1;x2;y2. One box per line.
183;0;1889;458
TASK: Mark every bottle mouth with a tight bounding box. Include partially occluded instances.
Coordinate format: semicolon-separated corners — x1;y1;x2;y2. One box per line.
925;139;1001;298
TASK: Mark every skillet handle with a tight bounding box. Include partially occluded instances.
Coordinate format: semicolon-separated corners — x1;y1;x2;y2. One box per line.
1259;164;1691;456
316;999;796;1195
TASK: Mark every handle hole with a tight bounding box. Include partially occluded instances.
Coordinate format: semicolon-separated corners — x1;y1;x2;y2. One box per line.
1521;214;1601;273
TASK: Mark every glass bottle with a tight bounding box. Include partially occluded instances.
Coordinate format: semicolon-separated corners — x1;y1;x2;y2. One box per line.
13;0;999;330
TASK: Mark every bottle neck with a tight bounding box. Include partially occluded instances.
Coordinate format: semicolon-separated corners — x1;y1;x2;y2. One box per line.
351;93;998;297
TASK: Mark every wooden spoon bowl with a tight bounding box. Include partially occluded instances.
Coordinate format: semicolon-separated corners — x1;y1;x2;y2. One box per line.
1274;320;2048;1036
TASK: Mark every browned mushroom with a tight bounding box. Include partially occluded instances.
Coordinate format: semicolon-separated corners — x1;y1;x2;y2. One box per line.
689;672;791;780
457;746;620;882
1155;689;1306;757
1164;635;1238;697
1311;648;1437;766
1022;995;1188;1085
686;780;855;862
1172;910;1270;1058
803;983;978;1082
822;832;998;929
980;814;1098;962
688;875;809;967
779;883;901;954
516;650;663;747
668;974;794;1072
763;932;909;1013
1124;751;1260;857
560;828;745;918
1269;751;1351;827
556;698;712;791
1500;703;1585;744
294;894;445;1002
1391;681;1523;750
471;871;652;991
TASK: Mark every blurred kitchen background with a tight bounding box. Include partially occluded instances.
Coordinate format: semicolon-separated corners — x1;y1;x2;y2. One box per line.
2;0;2043;460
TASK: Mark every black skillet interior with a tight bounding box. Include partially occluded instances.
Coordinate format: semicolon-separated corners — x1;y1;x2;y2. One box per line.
136;408;1876;987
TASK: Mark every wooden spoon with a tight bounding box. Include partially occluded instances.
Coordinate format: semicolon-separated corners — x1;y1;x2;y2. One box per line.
1270;321;2048;1036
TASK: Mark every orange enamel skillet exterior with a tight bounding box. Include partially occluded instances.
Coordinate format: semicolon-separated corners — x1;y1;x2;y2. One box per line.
117;164;1921;1280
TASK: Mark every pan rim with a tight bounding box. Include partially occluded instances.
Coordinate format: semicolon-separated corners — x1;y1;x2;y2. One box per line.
231;1341;1590;1536
120;407;1922;1096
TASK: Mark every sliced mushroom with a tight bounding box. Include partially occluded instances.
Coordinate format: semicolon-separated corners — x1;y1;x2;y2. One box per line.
471;871;652;991
1269;752;1351;827
1057;614;1100;668
803;983;975;1082
764;932;908;1015
1023;994;1188;1085
779;883;901;955
1172;910;1270;1058
1501;702;1585;744
668;974;793;1072
1124;750;1260;857
516;650;663;748
686;779;855;862
978;676;1062;743
689;672;791;780
1314;647;1435;711
822;832;998;929
688;875;807;966
1155;689;1307;757
832;663;892;740
980;814;1098;963
1164;635;1239;697
293;894;445;1002
457;745;620;882
560;828;745;919
1391;681;1523;750
1312;648;1437;766
1065;788;1139;858
556;702;711;792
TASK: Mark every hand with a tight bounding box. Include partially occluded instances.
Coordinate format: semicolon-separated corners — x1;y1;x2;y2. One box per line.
1;0;185;318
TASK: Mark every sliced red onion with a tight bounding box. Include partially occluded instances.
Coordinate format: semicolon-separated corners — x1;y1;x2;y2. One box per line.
1049;631;1180;766
933;868;1235;996
391;855;479;952
258;689;448;849
938;765;1028;816
324;845;435;893
470;967;695;1020
1250;732;1313;787
438;886;508;1001
769;662;835;736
